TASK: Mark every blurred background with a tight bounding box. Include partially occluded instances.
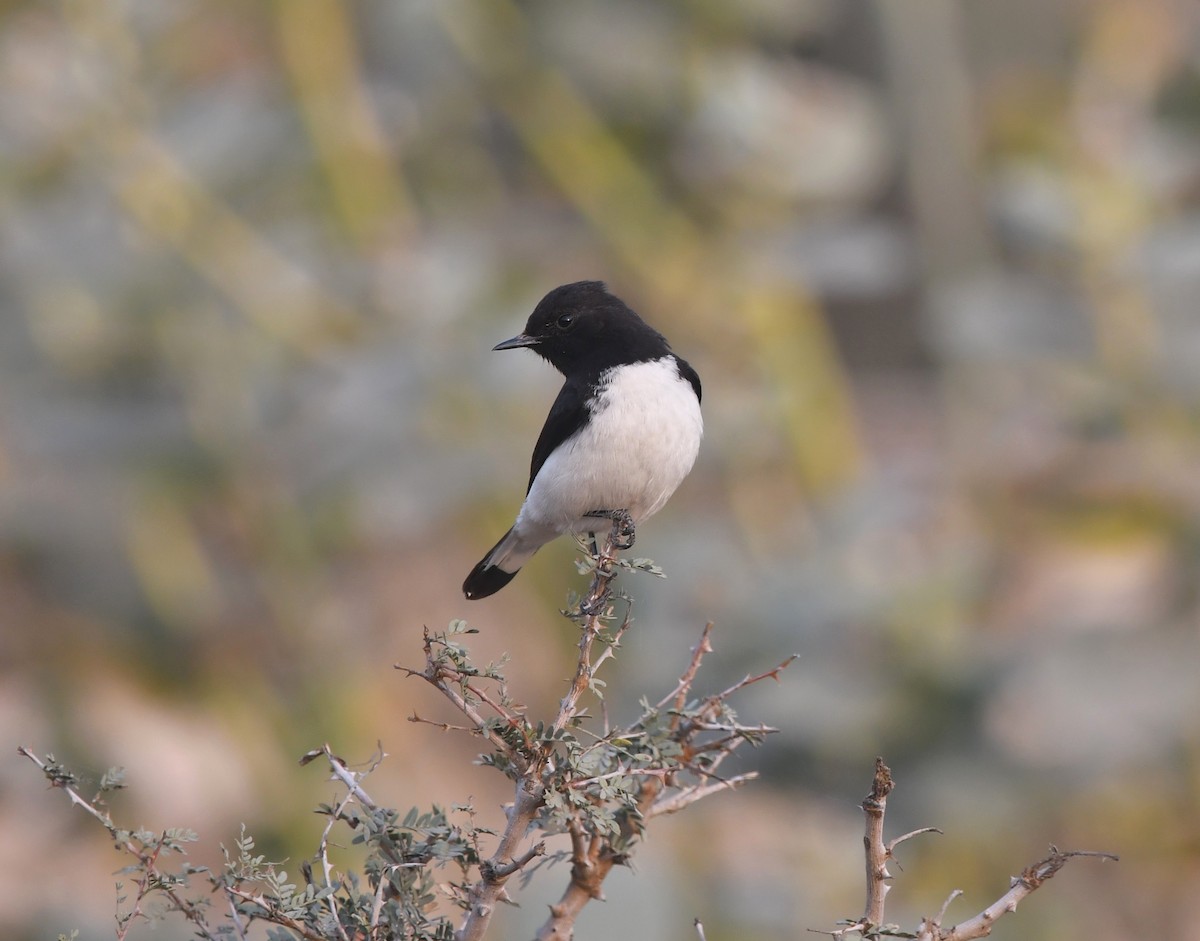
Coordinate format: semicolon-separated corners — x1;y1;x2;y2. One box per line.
3;0;1199;938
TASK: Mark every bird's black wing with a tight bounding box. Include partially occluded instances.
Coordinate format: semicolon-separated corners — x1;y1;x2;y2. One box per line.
527;379;591;493
673;354;702;404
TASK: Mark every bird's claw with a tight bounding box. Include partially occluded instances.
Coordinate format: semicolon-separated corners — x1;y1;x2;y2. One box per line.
586;509;636;551
612;511;635;550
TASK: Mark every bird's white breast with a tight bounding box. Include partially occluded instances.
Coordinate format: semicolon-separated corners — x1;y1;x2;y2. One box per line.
518;357;703;537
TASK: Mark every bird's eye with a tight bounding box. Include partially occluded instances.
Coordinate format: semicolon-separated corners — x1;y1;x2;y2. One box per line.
555;313;575;330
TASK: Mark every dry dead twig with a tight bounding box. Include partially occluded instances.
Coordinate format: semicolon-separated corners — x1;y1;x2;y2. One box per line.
814;757;1119;941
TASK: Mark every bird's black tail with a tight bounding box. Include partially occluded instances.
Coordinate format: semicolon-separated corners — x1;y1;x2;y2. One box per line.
463;527;521;600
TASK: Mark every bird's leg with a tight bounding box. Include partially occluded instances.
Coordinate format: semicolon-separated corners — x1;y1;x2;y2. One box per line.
584;509;636;551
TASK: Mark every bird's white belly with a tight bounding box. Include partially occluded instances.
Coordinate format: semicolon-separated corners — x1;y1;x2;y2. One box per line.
517;358;702;537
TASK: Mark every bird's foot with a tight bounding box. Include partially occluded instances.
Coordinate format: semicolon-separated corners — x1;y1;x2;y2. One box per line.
585;509;636;551
612;510;636;550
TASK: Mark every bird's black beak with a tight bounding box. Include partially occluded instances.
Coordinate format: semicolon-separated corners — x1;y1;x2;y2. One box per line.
493;334;541;351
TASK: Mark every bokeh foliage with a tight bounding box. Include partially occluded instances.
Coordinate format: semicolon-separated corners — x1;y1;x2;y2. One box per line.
3;1;1200;939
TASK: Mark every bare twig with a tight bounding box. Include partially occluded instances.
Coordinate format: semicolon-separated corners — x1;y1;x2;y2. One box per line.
659;622;716;715
861;756;895;928
491;840;547;879
313;743;380;812
225;896;249;941
408;712;486;735
687;725;779;759
919;847;1120;941
588;600;636;675
710;653;799;703
820;756;1119;941
312;750;358;941
889;827;943;855
369;862;390;929
933;889;963;932
18;746;120;830
648;771;760;817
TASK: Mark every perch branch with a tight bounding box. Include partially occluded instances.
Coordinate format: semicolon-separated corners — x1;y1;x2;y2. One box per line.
459;521;626;941
551;529;625;738
659;622;716;716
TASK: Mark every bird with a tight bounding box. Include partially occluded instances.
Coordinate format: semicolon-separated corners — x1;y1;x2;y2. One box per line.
463;281;703;600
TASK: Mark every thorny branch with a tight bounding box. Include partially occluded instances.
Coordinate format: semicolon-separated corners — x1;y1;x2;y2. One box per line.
862;756;895;929
17;746;223;941
16;564;1118;941
396;520;790;941
918;846;1120;941
533;567;787;939
22;519;787;941
401;635;524;768
814;757;1119;941
297;744;390;941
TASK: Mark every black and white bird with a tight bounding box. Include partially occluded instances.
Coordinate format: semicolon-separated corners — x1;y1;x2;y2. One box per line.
463;281;703;600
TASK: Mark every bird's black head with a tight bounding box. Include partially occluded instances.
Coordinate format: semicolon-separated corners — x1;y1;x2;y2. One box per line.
494;281;671;376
